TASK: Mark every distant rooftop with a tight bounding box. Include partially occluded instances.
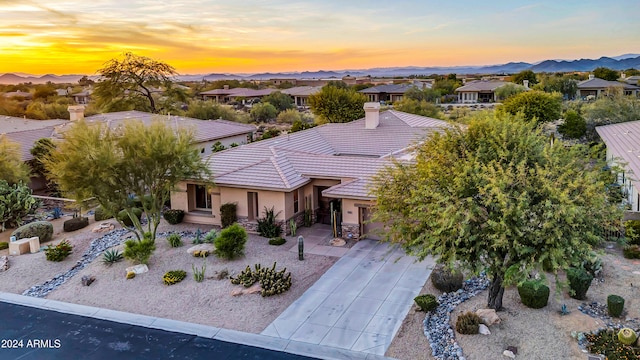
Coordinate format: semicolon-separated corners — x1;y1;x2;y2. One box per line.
455;80;506;92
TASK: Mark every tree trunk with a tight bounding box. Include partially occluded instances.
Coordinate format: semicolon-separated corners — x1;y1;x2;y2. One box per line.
487;274;505;311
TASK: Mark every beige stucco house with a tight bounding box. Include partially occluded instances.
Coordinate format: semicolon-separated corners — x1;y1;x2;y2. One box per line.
577;75;640;99
454;80;507;103
171;103;450;239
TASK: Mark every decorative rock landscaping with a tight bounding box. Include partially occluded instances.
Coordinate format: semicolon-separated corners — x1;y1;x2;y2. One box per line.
423;275;490;360
22;229;128;298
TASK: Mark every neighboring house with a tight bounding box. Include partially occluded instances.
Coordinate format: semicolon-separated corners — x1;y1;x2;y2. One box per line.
200;86;275;104
577;75;640;98
170;103;451;240
454;80;507;103
280;86;322;107
55;89;68;96
71;90;92;104
3;90;32;100
358;82;430;103
623;75;640;86
597;121;640;211
80;110;256;155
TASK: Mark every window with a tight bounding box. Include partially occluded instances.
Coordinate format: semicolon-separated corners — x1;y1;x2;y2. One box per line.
293;190;299;213
195;185;211;209
247;192;259;221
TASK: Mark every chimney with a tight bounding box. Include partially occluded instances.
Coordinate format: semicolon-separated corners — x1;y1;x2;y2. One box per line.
68;105;85;121
523;80;529;89
364;102;380;129
588;74;595;80
621;72;626;79
223;85;229;90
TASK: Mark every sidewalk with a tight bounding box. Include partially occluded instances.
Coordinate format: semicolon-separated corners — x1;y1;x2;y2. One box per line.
263;240;435;356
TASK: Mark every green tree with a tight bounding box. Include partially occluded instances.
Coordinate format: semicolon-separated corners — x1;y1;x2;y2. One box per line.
93;52;177;113
185;100;244;122
511;70;538;86
582;92;640;141
494;83;527;101
393;99;443;119
372;112;622;310
404;87;441;102
0;136;30;185
593;67;620;81
261;91;294;112
432;78;461;95
45;120;210;242
277;108;302;124
535;75;578;100
500;90;562;123
309;85;367;123
558;110;587;139
250;102;278;122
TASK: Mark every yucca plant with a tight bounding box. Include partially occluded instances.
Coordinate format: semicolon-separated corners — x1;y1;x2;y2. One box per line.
102;248;124;266
192;263;206;282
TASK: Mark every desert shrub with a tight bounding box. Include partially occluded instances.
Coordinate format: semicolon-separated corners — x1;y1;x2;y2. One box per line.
203;229;217;244
162;209;184;225
166;233;183;247
230;262;292;297
558;109;586;139
257;206;282;238
567;267;593;300
0;242;7;250
623;245;640;259
268;237;286;246
455;312;483;335
163;270;187;285
63;217;89;232
414;294;439;312
608;295;625;318
586;328;640;359
45;240;73;262
0;180;40;231
624;220;640;245
517;280;550;309
123;235;156;264
11;221;54;243
117;208;142;227
220;203;237;228
94;206;112;221
102;249;123;266
192;263;206;282
430;264;463;292
215;223;247;260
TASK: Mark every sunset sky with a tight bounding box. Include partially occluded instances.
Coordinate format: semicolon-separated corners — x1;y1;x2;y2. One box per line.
0;0;638;75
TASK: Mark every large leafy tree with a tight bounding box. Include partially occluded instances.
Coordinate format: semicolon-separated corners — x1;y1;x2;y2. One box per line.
94;52;178;113
261;91;294;113
372;112;621;310
593;67;620;81
46;119;210;241
511;70;538;86
309;84;367;124
534;75;578;100
0;135;30;185
582;90;640;141
500;90;562;124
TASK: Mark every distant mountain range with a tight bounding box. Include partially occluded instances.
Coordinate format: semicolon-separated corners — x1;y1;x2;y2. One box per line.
2;54;639;84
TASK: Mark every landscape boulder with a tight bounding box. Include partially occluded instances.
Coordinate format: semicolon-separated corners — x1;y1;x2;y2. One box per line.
476;308;501;325
478;324;491;335
187;244;215;256
81;275;96;286
125;264;149;275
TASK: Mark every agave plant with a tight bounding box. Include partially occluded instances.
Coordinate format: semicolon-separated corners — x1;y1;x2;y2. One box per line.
102;248;124;266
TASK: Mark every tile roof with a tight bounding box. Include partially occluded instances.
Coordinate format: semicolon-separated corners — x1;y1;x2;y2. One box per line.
2;126;57;161
455;80;506;92
596;121;640;192
206;110;451;198
0;116;67;133
280;86;322;96
83;111;255;143
578;78;639;90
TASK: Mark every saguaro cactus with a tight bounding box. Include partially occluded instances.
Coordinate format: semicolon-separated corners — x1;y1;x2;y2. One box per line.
298;236;304;260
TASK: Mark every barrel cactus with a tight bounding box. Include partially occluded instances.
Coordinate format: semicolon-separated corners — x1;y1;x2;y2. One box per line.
414;294;439;312
607;295;625;318
617;328;637;345
517;280;550;309
566;267;593;300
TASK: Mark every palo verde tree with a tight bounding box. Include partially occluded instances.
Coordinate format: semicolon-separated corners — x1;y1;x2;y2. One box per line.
0;135;30;185
308;84;366;124
46;119;210;241
371;112;622;310
94;52;178;113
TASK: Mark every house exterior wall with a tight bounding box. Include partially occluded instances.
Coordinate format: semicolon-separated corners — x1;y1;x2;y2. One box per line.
195;134;251;156
606;148;640;212
458;91;478;103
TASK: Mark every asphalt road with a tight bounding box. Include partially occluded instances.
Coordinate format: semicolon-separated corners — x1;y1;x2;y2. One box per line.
0;301;319;360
